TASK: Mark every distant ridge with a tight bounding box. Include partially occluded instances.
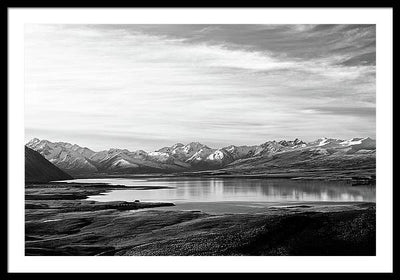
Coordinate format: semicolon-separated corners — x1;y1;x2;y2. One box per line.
25;146;73;183
26;137;376;177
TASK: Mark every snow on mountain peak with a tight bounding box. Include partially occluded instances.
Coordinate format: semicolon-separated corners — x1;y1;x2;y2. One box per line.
27;138;41;145
26;139;98;174
26;137;375;175
207;150;225;161
340;138;363;146
340;137;375;149
148;151;171;162
157;143;184;153
307;137;343;147
318;138;330;146
172;143;184;149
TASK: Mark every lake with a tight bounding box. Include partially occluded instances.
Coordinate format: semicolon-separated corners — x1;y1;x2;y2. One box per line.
60;177;376;214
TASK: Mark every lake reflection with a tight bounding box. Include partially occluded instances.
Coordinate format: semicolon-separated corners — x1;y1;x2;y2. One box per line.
62;177;376;204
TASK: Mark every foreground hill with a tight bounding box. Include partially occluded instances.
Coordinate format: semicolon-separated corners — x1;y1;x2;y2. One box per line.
26;137;375;178
25;146;73;183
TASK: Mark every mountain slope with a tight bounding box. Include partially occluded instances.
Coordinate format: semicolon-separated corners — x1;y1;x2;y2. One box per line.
25;146;73;183
26;137;375;177
89;148;190;174
26;138;98;175
223;137;375;176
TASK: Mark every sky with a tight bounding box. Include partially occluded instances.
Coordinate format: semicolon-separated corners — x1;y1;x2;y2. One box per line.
25;24;376;152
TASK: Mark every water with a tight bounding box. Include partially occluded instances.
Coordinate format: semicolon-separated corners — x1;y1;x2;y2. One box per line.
60;177;376;214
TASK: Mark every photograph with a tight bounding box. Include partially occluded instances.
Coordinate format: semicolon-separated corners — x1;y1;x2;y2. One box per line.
24;23;377;256
6;7;394;274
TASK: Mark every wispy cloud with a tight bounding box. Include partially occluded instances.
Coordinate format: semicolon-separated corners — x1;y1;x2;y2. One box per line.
304;106;375;118
24;24;375;151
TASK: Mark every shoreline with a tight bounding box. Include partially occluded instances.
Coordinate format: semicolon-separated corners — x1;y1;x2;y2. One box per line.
25;182;376;256
60;171;376;184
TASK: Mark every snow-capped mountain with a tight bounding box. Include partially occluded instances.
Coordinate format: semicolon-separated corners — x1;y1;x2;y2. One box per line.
26;138;98;175
86;146;190;173
252;139;304;156
222;145;258;160
169;142;211;161
308;137;344;147
184;147;234;168
186;147;216;163
224;137;375;174
26;137;375;176
339;137;376;153
307;137;375;149
157;143;184;153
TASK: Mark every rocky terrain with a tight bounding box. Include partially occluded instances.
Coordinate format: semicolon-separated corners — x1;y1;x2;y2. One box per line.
26;137;376;178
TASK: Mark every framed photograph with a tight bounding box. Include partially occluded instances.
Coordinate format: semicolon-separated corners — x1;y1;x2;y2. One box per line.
6;4;394;274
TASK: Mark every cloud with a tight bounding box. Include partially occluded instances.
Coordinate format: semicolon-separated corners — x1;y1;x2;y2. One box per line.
303;107;376;118
24;24;376;151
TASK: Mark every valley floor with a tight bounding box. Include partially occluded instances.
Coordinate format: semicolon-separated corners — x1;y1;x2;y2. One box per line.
25;183;376;256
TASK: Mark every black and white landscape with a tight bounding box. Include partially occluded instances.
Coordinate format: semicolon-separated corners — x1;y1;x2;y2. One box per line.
24;24;376;256
26;136;375;179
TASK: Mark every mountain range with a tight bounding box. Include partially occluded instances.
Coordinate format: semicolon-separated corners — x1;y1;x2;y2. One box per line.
26;137;376;178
